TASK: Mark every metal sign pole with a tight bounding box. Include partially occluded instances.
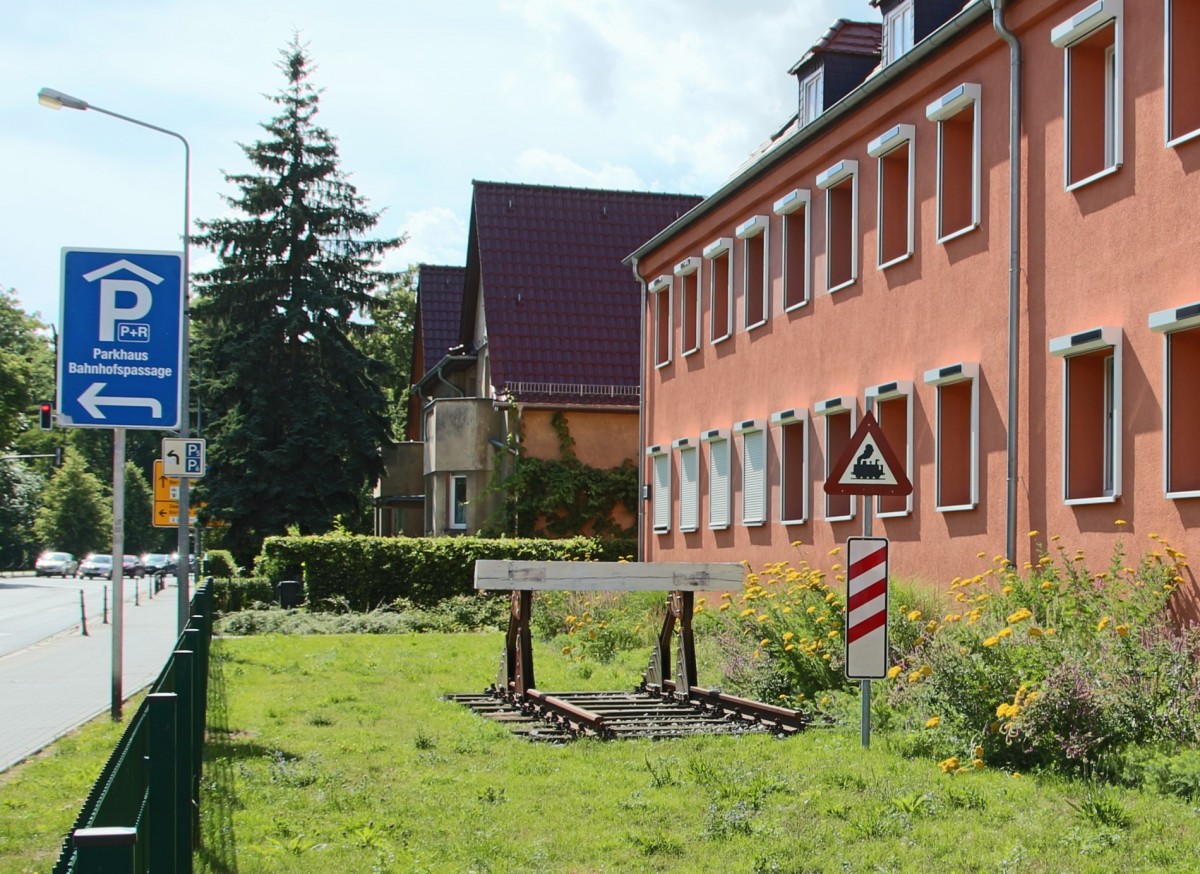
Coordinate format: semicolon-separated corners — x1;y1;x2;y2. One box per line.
111;427;126;721
860;397;874;749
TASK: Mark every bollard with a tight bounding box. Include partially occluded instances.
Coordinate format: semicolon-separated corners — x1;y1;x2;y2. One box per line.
103;585;108;624
134;575;140;607
79;590;88;637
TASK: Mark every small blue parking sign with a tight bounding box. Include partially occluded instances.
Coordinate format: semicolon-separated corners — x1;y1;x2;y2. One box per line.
57;248;184;430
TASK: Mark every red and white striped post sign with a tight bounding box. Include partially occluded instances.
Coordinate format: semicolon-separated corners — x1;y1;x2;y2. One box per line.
845;536;889;679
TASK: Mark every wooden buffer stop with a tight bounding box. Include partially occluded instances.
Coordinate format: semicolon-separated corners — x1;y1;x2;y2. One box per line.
447;561;808;741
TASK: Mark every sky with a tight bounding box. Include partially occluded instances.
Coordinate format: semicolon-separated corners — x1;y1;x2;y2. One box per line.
3;0;870;328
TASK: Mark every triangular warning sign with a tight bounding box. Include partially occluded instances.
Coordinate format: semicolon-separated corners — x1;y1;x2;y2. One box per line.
824;410;913;497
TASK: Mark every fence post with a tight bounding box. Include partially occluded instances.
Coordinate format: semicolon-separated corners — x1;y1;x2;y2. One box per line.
149;692;178;872
172;648;195;874
80;589;88;637
73;826;137;871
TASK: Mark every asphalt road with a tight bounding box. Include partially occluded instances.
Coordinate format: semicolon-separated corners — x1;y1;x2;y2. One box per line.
0;572;162;658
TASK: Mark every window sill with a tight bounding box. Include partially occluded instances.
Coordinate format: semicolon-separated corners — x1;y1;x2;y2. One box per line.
710;332;732;346
781;516;808;525
824;513;857;523
937;223;979;245
1065;163;1121;193
744;317;768;332
1064;494;1119;506
679;525;699;533
1165;489;1200;500
741;519;766;528
1168;128;1200;149
653;527;671;535
708;523;731;531
682;346;700;358
654;359;672;370
936;502;978;513
876;509;912;519
783;299;810;314
828;277;857;294
878;251;913;271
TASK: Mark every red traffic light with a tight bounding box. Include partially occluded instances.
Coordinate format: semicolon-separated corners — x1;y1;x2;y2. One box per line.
38;402;53;430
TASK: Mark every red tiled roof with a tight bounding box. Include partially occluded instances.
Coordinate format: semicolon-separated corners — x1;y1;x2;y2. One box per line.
467;181;702;406
789;19;882;73
416;264;466;367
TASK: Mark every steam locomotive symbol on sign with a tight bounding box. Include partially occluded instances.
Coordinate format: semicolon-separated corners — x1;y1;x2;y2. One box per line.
851;444;885;480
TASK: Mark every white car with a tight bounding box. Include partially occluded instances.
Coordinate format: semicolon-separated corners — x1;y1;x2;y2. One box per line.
34;551;79;577
78;554;113;579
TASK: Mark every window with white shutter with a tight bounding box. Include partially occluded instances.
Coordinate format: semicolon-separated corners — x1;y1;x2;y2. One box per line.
736;419;767;526
675;438;699;532
648;446;671;533
703;429;731;530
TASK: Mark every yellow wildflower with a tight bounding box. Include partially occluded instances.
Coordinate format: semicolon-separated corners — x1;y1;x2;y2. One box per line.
973;758;985;770
761;638;770;647
977;552;987;559
783;631;795;641
919;665;932;677
828;547;841;556
1028;530;1039;537
907;610;922;622
757;614;769;623
887;665;902;679
719;603;731;611
975;745;985;758
1116;624;1129;637
1045;627;1056;636
740;608;754;617
1097;616;1111;631
1007;608;1033;624
908;672;922;684
1040;581;1053;591
925;716;941;729
1028;627;1044;637
983;636;1000;647
561;646;572;655
926;620;939;633
566;615;576;624
997;627;1013;639
1002;586;1014;595
1114;518;1127;526
938;756;960;773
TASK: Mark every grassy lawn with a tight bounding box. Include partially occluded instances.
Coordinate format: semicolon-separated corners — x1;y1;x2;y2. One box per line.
195;633;1200;873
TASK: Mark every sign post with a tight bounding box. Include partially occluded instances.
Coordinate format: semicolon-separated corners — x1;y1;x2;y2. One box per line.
58;248;184;721
824;408;912;747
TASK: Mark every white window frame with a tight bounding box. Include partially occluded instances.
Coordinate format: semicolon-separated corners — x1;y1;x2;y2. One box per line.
674;256;702;357
800;68;823;125
647;444;672;532
867;124;916;270
1165;0;1200;147
1051;0;1123;191
734;418;768;526
926;83;981;244
816;160;859;294
774;189;811;312
648;274;672;368
883;0;915;66
703;237;734;345
702;428;732;530
1150;303;1200;498
449;474;468;530
923;362;980;512
815;396;857;522
674;437;700;532
866;380;915;517
736;215;770;331
771;408;809;525
1050;326;1123;505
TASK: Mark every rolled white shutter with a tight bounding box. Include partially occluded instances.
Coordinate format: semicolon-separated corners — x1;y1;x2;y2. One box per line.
742;429;767;525
708;439;730;529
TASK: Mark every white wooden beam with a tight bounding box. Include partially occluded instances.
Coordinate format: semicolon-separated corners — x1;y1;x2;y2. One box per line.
474;560;745;592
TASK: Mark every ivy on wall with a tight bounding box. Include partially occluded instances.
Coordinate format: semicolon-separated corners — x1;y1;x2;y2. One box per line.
484;411;638;538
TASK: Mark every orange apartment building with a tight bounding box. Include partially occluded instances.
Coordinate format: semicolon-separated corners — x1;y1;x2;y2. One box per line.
630;0;1200;616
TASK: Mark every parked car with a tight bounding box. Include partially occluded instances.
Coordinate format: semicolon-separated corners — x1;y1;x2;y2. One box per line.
141;553;173;575
34;551;79;577
122;555;144;577
78;554;113;579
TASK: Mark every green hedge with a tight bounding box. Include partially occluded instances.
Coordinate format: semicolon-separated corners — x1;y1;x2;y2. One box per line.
256;534;637;610
209;577;276;614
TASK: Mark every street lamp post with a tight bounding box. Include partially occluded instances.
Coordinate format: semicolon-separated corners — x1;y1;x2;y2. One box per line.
38;87;195;649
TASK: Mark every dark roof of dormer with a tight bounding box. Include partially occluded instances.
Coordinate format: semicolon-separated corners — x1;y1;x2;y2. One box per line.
415;264;466;370
789;19;882;77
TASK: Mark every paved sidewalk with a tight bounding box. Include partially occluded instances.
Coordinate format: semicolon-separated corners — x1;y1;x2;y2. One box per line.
0;581;185;772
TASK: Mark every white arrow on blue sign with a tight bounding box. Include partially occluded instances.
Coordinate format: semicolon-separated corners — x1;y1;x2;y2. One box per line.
57;248;184;430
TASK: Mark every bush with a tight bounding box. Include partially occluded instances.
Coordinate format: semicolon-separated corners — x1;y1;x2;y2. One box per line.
255;534;636;610
210;577;275;614
213;595;508;636
203;549;238;578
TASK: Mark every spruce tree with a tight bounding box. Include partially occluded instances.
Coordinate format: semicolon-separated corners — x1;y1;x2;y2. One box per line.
192;38;401;560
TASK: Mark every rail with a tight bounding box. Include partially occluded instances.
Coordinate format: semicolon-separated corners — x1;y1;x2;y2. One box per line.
52;578;213;874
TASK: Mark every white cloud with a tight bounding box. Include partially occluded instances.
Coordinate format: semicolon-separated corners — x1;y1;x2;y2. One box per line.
511;149;646;191
385;207;468;272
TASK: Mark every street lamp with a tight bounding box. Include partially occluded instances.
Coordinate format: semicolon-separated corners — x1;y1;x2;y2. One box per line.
38;87;195;642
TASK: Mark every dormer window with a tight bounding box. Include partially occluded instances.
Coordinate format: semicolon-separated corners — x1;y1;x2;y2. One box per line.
883;0;915;65
800;69;823;124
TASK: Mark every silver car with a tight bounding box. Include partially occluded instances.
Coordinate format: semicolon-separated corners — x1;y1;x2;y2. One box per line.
34;551;79;577
78;554;113;579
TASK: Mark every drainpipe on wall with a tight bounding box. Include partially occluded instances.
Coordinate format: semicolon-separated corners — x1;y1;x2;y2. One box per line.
989;0;1023;565
630;256;648;562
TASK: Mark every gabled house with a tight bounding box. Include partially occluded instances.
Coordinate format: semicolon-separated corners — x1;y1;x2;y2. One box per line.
629;0;1200;618
409;180;701;536
376;264;466;536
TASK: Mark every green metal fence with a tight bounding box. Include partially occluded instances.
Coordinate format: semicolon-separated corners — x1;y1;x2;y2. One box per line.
52;579;213;874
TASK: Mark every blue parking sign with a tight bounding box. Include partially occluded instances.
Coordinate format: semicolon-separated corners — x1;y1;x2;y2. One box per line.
57;248;184;430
